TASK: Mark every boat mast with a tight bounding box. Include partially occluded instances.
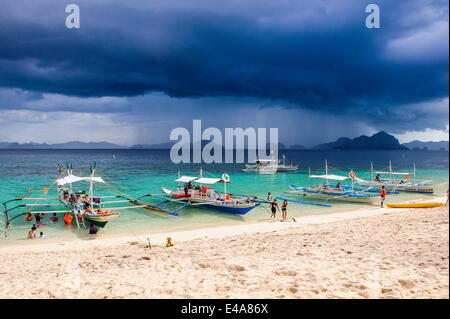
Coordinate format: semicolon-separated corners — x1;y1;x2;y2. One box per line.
389;160;392;181
68;163;73;192
370;162;374;181
89;166;94;206
308;166;311;187
351;169;354;193
325;159;329;185
413;163;416;182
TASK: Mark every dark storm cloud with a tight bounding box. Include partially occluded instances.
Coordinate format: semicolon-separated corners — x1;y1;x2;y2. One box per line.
0;0;448;129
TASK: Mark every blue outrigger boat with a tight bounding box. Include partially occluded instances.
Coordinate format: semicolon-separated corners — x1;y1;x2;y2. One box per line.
161;172;260;215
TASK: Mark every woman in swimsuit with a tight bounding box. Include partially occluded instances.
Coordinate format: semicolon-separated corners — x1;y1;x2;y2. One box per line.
281;200;288;221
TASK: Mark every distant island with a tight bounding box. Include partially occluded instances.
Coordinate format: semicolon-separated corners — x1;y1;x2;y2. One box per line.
0;132;448;151
312;131;408;150
0;141;127;149
401;140;449;151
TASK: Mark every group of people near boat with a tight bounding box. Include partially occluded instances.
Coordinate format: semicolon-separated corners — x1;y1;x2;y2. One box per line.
24;211;61;239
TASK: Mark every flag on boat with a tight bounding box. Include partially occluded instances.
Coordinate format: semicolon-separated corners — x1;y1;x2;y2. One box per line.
349;170;356;179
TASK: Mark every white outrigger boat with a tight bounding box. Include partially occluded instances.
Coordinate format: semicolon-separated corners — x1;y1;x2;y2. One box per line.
56;166;121;228
243;158;278;174
288;161;380;205
356;161;442;194
1;163;178;236
243;153;298;174
161;171;260;215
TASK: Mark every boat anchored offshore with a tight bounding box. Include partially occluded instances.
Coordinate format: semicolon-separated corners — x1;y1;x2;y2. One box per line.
276;155;299;172
161;171;260;214
357;161;444;194
288;161;380;205
244;153;298;174
243;158;278;174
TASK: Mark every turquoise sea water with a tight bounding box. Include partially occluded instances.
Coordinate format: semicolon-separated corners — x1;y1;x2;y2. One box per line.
0;149;448;246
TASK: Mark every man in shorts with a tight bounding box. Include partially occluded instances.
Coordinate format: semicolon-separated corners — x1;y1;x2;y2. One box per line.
270;199;280;218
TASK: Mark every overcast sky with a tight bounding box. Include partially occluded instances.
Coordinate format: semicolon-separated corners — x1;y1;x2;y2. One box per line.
0;0;448;146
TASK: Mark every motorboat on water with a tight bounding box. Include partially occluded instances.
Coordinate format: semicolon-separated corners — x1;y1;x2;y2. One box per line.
243;154;298;174
243;158;278;174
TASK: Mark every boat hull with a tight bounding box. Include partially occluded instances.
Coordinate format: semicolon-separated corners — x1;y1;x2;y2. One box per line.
84;214;120;228
162;188;258;215
200;203;258;215
358;182;435;194
290;185;379;205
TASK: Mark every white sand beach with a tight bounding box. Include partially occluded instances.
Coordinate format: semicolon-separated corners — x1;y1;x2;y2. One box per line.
0;202;448;299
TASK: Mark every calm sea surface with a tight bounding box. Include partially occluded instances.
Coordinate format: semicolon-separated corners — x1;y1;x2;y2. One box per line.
0;149;448;246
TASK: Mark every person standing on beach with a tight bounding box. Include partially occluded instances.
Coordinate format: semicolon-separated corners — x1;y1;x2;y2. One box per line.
281;200;288;221
380;186;387;208
445;189;449;206
267;192;273;202
270;199;280;219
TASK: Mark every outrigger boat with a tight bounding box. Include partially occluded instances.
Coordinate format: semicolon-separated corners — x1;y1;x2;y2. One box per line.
276;155;299;172
288;160;380;205
1;163;178;237
243;154;298;174
161;171;260;215
356;161;442;194
243;158;278;174
56;167;121;228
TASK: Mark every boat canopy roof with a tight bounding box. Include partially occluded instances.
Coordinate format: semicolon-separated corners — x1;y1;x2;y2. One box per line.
374;171;411;175
175;176;229;185
310;174;367;182
195;177;224;185
310;174;349;181
56;174;105;186
175;176;198;183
